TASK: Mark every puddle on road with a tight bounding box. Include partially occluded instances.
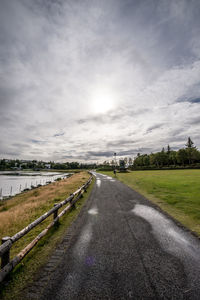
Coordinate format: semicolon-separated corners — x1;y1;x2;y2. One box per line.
73;223;92;259
88;207;98;215
133;204;200;288
66;223;94;293
96;179;101;187
133;205;199;258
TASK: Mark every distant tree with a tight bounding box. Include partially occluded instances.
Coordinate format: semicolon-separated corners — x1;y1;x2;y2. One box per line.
69;162;80;169
110;160;115;166
130;138;200;169
186;137;194;148
155;151;168;167
21;164;27;169
166;145;171;166
149;153;156;166
190;148;200;164
0;159;6;170
133;155;143;167
167;145;171;154
169;151;177;166
143;154;150;166
15;159;20;168
9;160;15;168
177;149;187;166
186;137;195;164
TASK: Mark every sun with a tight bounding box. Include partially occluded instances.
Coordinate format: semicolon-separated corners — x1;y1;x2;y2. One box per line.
90;89;115;114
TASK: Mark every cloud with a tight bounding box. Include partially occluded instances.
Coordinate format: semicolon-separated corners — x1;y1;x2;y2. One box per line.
77;108;150;125
30;139;47;144
0;0;200;162
189;116;200;125
184;97;200;104
53;132;65;137
61;147;153;160
176;97;200;104
86;151;114;157
146;123;164;134
106;139;138;148
189;98;200;103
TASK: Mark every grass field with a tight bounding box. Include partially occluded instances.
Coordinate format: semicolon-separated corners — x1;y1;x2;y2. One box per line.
0;171;93;300
101;170;200;236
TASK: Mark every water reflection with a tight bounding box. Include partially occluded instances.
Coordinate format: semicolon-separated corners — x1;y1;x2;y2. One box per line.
0;171;71;199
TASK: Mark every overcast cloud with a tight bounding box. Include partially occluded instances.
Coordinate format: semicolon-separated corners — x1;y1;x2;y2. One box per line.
0;0;200;162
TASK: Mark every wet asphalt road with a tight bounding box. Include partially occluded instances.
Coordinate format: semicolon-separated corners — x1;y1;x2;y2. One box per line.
37;172;200;300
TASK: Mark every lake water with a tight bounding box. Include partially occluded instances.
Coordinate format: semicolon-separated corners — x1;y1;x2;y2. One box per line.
0;171;72;200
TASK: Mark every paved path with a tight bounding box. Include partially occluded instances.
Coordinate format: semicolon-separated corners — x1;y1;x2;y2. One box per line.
29;172;200;299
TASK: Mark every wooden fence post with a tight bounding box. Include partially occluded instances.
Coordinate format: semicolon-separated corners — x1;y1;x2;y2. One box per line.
1;237;11;268
53;204;58;222
69;194;76;209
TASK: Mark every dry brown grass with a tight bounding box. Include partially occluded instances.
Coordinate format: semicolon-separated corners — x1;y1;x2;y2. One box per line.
0;172;90;254
0;173;94;300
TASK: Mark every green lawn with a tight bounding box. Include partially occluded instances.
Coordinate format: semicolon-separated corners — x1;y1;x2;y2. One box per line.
101;170;200;235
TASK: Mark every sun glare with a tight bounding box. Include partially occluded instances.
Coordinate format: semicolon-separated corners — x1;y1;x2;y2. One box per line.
91;89;115;114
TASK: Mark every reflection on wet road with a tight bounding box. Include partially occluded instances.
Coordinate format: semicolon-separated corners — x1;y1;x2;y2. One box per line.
133;204;200;291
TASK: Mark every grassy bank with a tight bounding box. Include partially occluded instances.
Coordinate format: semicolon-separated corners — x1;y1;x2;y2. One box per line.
0;171;93;300
101;170;200;236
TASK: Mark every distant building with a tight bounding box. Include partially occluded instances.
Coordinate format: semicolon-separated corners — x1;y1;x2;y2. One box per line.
119;160;128;172
45;164;51;169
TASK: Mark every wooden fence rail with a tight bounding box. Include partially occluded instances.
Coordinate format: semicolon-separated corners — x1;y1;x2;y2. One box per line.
0;175;93;283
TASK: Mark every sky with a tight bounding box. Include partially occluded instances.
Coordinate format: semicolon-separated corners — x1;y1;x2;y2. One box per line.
0;0;200;163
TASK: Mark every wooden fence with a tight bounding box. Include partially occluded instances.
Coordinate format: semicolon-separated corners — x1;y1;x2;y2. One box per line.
0;175;93;283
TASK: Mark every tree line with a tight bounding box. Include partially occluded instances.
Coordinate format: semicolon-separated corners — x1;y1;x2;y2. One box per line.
133;137;200;169
0;159;96;171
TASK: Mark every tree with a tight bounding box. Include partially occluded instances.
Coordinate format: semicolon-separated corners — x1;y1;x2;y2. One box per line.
167;145;171;154
0;159;6;170
186;137;195;164
165;145;171;166
133;154;143;167
169;151;177;166
190;148;200;164
155;151;168;167
186;137;194;148
176;149;187;166
110;160;115;166
143;154;150;166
